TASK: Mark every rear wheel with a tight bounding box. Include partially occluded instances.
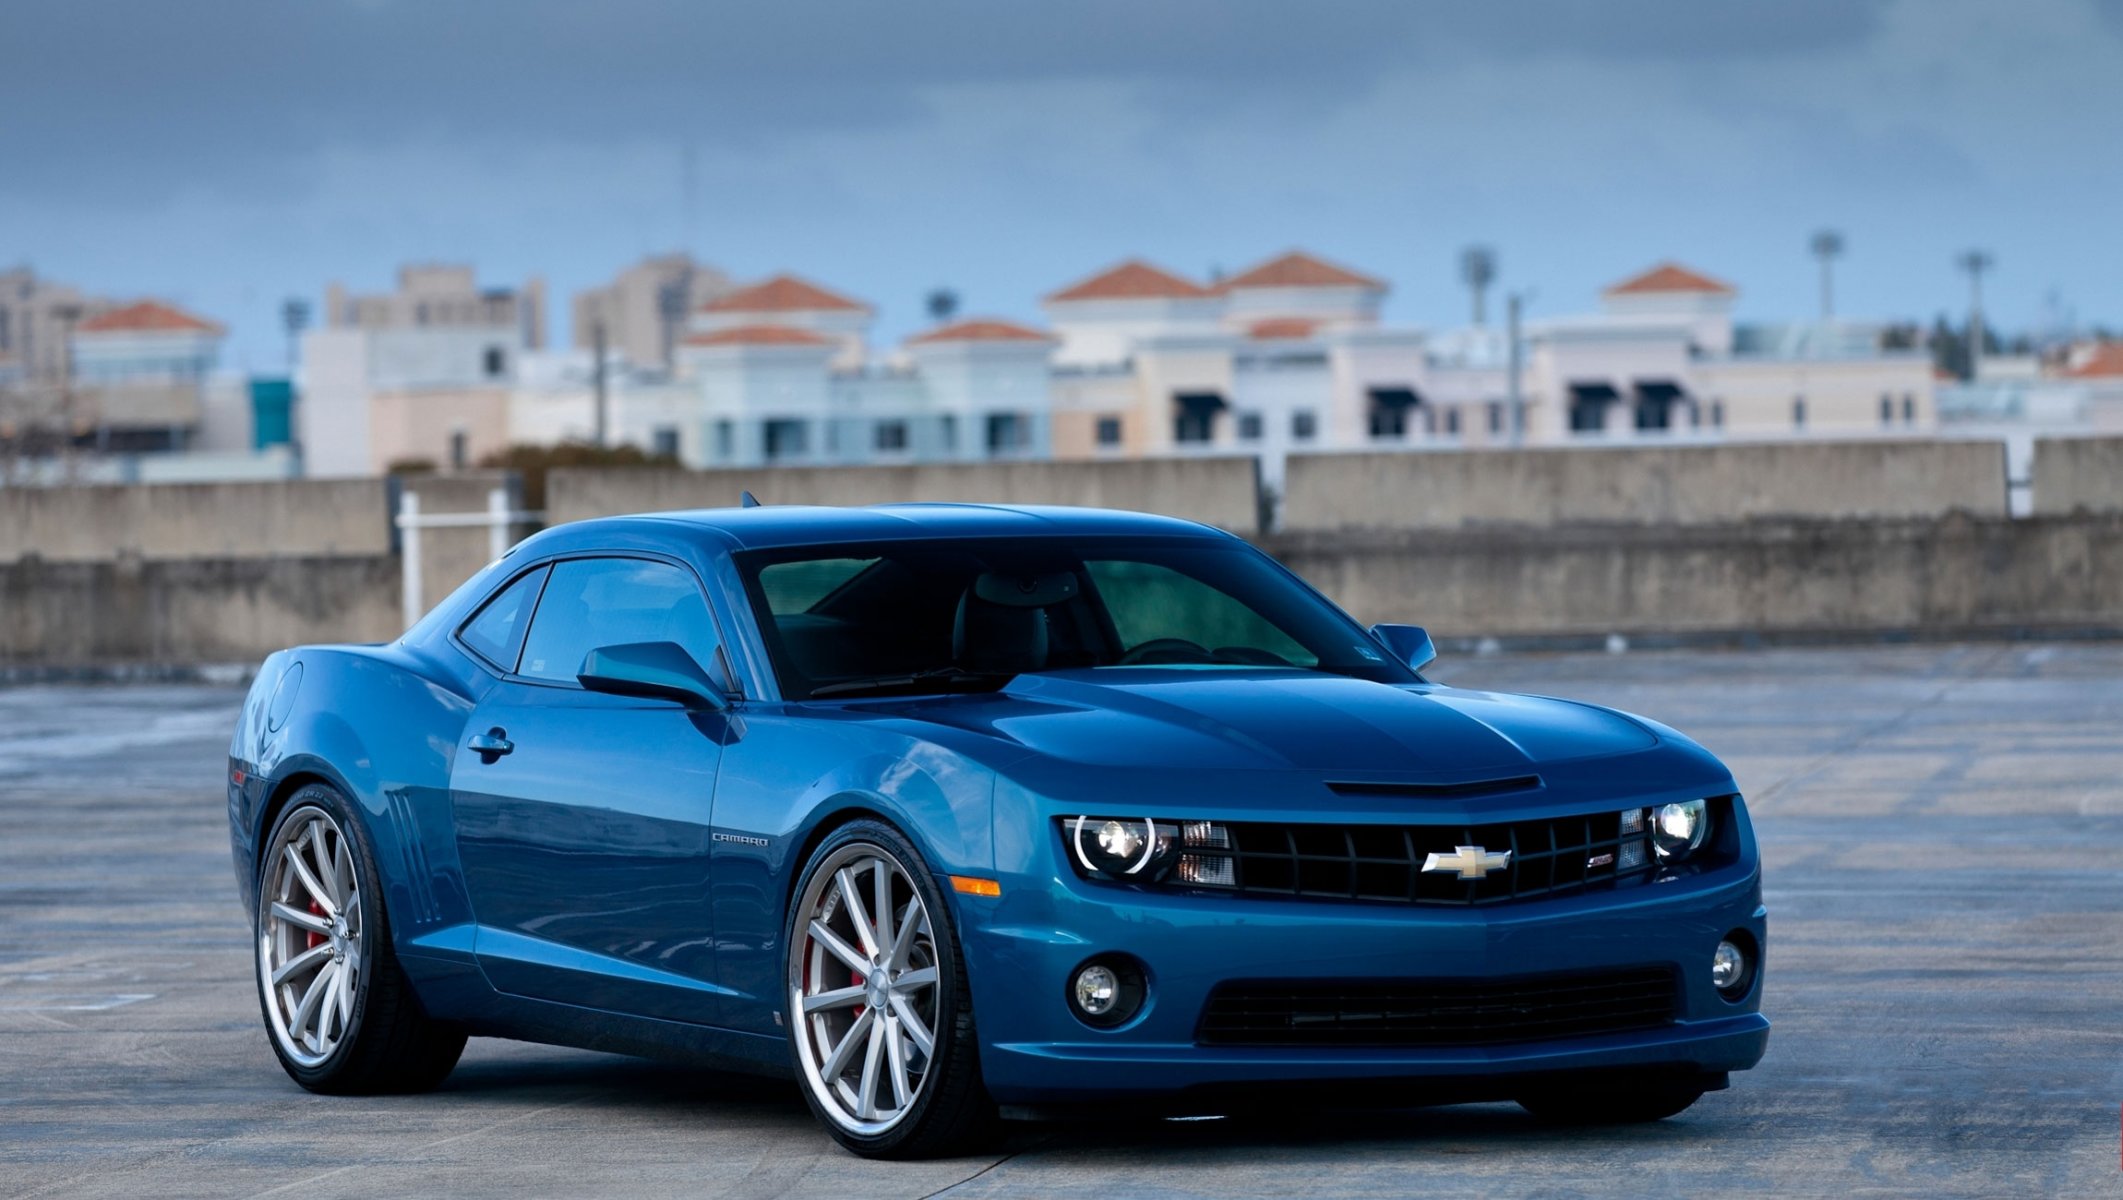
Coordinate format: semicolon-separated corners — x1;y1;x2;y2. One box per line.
255;784;465;1093
1517;1078;1706;1124
784;820;999;1158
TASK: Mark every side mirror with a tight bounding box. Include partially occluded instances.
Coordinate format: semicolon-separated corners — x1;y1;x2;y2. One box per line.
1369;624;1437;673
578;641;729;710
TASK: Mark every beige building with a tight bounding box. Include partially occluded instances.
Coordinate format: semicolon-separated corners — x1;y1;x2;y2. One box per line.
326;264;546;349
571;254;731;370
0;267;107;387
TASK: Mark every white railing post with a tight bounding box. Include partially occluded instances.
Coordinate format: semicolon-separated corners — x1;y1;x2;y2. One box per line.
486;486;509;561
398;489;423;633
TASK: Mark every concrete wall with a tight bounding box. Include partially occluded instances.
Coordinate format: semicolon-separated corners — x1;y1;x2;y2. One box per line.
546;457;1263;532
2032;436;2123;516
1265;515;2123;643
0;556;401;665
393;471;536;615
1281;440;2008;531
0;479;390;563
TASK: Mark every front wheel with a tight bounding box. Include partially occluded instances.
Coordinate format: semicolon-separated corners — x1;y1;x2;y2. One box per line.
784;819;1000;1158
255;784;465;1094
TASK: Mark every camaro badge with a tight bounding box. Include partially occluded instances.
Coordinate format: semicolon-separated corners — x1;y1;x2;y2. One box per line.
1422;845;1512;880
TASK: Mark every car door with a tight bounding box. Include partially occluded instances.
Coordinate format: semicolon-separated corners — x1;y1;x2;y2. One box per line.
448;554;738;1026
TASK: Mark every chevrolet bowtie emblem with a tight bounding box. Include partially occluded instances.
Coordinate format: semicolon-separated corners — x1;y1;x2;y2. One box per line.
1422;845;1512;880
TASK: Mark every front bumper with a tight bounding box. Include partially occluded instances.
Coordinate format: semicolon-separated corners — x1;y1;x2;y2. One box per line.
962;863;1768;1107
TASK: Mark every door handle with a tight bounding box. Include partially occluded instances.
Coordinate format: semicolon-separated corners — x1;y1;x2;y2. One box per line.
467;728;513;763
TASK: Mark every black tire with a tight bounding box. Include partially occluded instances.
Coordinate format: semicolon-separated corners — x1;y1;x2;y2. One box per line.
782;818;1001;1159
1517;1078;1706;1124
254;783;466;1094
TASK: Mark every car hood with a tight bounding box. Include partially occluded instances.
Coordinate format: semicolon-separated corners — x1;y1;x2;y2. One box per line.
866;668;1659;774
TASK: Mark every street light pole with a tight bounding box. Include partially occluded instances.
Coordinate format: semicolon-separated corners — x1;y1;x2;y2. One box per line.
1810;229;1843;321
592;319;609;448
1506;292;1524;447
1956;249;1993;382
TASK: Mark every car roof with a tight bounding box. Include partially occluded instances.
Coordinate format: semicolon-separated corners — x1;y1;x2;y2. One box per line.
518;503;1232;555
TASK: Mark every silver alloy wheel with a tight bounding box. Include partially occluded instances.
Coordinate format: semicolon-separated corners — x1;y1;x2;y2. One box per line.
258;807;362;1069
789;842;941;1137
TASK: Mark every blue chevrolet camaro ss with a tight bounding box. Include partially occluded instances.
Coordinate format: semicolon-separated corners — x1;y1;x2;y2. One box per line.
228;503;1767;1158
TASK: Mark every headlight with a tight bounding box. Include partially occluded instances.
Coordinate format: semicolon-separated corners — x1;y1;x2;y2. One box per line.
1651;799;1709;861
1064;816;1233;886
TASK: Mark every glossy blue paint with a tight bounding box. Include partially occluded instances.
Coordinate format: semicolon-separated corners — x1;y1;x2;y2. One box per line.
229;503;1767;1107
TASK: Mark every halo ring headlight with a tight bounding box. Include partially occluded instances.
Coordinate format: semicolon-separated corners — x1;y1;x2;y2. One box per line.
1651;799;1709;861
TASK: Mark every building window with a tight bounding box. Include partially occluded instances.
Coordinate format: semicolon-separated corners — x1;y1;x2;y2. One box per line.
1902;394;1916;424
985;412;1027;455
1792;397;1807;429
1633;381;1683;431
1292;410;1318;441
714;419;734;460
449;429;468;470
875;420;908;452
1173;392;1225;444
1710;400;1725;428
1879;394;1893;425
939;414;958;451
1568;382;1619;433
415;303;429;326
484;346;507;378
764;418;808;462
1095;416;1123;447
651;426;680;458
1367;387;1420;438
1486;402;1503;435
1443;407;1461;436
1237;412;1263;441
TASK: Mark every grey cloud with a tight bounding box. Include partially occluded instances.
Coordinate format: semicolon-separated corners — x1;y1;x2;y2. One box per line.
1;0;1896;203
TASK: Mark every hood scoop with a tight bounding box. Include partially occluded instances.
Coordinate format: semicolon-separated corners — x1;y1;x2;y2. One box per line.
1326;776;1542;800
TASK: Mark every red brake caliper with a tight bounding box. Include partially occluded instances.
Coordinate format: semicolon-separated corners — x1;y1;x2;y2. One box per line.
306;899;326;950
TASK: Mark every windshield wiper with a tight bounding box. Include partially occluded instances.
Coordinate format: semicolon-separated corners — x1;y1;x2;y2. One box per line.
807;666;1022;699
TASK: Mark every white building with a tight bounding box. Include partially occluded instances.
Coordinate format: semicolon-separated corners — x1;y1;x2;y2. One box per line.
1043;254;1939;496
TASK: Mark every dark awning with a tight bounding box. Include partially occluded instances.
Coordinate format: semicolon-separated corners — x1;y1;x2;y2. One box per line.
1173;391;1228;417
1568;381;1621;405
1366;386;1422;411
1634;380;1687;403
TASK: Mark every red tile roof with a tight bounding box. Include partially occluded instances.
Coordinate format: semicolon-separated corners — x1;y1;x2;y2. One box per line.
700;273;869;314
1247;317;1321;339
682;324;835;348
75;300;224;335
1220;251;1384;292
2064;342;2123;378
907;318;1052;345
1046;259;1213;302
1603;263;1736;296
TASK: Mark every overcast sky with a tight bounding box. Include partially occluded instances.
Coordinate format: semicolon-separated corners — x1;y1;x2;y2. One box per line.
5;0;2121;368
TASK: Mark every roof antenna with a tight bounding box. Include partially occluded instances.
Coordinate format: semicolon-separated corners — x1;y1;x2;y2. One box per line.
739;490;762;508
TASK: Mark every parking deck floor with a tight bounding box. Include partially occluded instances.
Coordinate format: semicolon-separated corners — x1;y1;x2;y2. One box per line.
4;642;2121;1197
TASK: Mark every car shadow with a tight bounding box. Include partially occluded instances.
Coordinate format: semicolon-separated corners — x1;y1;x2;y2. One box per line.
428;1049;1721;1159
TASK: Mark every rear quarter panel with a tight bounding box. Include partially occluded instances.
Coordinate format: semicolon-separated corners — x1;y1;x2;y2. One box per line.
229;642;485;961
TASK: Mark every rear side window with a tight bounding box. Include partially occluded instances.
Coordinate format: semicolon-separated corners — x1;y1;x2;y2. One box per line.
458;566;548;671
517;558;721;684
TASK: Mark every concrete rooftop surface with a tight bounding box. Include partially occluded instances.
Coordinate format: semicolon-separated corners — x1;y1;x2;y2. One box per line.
2;642;2120;1198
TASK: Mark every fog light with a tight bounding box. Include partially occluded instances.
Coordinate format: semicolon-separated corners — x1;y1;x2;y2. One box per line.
1073;964;1118;1016
1712;939;1749;998
1067;956;1147;1028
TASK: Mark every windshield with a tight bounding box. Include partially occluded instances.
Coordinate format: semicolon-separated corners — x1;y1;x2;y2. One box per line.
734;536;1412;699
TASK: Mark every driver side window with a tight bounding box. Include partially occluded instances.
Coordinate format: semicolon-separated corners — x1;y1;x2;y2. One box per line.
1085;559;1316;667
518;557;722;685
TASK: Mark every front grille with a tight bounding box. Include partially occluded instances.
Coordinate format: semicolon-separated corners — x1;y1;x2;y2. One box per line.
1198;966;1679;1047
1222;812;1652;907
